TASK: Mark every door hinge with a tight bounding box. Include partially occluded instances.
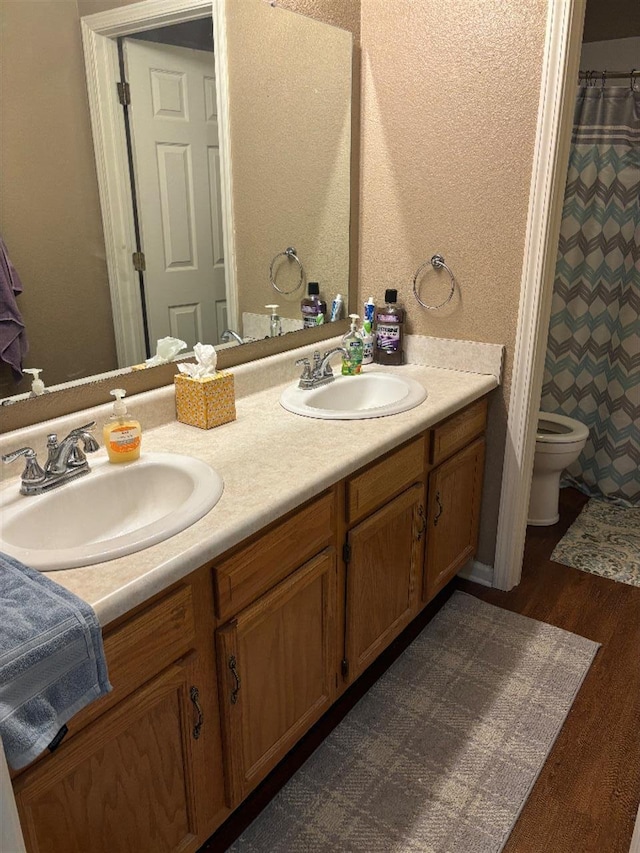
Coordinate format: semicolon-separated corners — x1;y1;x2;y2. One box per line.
117;80;131;106
132;251;146;272
342;542;351;564
341;658;349;679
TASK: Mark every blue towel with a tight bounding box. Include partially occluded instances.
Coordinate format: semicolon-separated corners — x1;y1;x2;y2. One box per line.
0;553;111;769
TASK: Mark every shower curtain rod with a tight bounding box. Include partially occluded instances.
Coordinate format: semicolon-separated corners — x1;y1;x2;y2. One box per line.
579;69;639;81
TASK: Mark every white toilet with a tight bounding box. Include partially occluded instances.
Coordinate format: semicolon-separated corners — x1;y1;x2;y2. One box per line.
528;411;589;526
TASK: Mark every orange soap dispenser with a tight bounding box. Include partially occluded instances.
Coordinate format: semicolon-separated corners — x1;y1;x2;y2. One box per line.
103;388;142;463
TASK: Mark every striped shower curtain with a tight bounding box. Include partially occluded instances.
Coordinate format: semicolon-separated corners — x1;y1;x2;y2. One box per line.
541;85;639;506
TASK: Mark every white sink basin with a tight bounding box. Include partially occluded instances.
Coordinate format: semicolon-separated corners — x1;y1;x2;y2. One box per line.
280;371;427;420
0;452;223;571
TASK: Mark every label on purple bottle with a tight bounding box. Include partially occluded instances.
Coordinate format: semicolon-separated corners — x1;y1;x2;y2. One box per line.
376;324;400;352
302;305;325;328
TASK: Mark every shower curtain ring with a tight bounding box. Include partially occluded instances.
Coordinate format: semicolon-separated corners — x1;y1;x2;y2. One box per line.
631;70;638;91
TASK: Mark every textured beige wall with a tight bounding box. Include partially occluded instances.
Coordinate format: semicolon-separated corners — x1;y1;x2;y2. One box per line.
359;0;549;565
226;0;353;324
277;0;360;40
0;0;118;397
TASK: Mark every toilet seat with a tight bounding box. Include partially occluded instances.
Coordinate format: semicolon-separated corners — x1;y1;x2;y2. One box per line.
536;412;589;445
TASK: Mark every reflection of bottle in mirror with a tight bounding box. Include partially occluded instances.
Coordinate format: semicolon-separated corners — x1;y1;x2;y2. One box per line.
301;282;326;328
24;368;48;397
374;289;404;365
265;304;282;337
330;293;343;322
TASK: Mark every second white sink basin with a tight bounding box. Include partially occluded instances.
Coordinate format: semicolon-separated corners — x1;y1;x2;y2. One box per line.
280;371;427;420
0;452;223;571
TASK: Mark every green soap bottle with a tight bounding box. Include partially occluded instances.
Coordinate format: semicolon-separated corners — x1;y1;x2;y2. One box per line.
341;314;363;375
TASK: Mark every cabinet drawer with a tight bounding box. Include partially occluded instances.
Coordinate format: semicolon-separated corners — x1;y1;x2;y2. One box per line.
61;584;196;736
430;397;487;466
346;435;426;526
214;491;335;621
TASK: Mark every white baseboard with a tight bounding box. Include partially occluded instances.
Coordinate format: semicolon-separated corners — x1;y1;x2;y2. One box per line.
457;559;494;588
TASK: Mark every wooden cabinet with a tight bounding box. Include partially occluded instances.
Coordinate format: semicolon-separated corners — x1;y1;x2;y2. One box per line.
424;436;486;600
216;549;338;804
13;569;228;853
12;393;490;852
419;398;488;602
344;483;425;683
14;656;203;853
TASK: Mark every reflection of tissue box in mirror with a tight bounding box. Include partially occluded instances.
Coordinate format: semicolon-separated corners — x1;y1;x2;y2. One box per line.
174;371;236;429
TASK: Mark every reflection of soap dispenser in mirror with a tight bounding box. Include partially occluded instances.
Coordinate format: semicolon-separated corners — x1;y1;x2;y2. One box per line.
341;314;363;376
24;368;47;397
103;389;142;464
265;304;282;337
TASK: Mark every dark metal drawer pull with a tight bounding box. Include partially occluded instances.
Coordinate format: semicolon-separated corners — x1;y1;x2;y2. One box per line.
190;686;203;739
229;655;241;704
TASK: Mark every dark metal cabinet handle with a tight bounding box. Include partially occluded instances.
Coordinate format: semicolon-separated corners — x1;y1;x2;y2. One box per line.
190;686;203;739
229;655;241;704
434;492;443;526
417;504;427;540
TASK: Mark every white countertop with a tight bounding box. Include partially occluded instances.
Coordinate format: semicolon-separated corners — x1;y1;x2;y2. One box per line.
0;336;501;627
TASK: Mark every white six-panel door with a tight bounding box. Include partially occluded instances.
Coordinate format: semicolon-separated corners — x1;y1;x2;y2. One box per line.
124;38;227;349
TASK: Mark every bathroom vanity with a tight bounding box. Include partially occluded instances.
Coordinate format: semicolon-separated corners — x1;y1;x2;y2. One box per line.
4;349;497;853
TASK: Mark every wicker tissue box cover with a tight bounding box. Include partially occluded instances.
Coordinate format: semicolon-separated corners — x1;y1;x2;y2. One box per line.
174;371;236;430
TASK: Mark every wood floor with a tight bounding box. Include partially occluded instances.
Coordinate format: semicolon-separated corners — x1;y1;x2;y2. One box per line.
200;488;640;852
462;488;640;853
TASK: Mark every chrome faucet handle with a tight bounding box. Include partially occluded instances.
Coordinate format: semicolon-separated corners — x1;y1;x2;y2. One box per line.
1;447;46;484
296;357;312;377
296;357;314;389
67;421;97;439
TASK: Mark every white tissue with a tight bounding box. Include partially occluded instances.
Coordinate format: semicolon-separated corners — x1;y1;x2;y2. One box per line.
177;342;218;378
145;336;187;367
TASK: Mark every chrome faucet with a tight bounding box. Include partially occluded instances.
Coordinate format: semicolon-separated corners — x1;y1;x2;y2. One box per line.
296;347;348;390
221;329;244;345
2;421;99;496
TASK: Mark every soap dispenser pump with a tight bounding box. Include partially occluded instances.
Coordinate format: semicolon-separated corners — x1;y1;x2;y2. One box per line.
24;368;47;397
265;304;282;337
341;314;363;376
103;388;142;463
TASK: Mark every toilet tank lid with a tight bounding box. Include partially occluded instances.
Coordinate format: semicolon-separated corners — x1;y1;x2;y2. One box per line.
537;412;589;443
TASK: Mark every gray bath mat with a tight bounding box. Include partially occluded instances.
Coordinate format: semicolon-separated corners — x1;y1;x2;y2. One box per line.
551;499;640;586
228;591;599;852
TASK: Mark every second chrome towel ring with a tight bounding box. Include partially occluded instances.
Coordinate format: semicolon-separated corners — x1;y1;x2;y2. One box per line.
269;247;305;295
412;254;457;310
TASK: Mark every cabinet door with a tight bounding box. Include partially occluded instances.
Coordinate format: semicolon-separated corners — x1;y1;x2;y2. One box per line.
344;482;425;684
15;656;205;853
216;549;337;805
424;436;486;601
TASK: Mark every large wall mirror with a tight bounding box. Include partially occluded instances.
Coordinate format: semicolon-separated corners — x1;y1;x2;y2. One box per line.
0;0;359;414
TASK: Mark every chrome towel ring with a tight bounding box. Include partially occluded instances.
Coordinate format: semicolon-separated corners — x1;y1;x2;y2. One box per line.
269;247;305;295
412;254;457;310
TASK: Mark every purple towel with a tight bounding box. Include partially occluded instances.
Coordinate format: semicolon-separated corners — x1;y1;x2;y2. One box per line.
0;236;28;379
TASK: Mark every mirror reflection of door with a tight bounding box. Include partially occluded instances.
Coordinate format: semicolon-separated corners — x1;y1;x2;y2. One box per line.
124;34;227;353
